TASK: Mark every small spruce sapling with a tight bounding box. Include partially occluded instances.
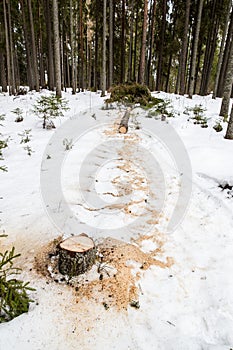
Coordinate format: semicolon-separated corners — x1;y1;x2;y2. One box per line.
0;235;35;322
0;114;8;172
32;95;69;129
12;108;23;122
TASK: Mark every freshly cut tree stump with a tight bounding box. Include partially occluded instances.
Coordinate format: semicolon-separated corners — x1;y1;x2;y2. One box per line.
118;108;131;134
58;234;96;276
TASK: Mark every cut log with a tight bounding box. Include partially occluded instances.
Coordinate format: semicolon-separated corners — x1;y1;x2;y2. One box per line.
118;108;131;134
58;234;96;276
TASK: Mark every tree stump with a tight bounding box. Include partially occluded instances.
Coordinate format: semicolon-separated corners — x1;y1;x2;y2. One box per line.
118;108;131;134
58;234;96;276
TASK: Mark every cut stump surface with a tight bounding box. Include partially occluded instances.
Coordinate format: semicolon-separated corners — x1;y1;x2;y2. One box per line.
58;234;96;276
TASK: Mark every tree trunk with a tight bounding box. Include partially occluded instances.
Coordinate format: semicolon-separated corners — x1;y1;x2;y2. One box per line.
188;0;204;98
179;0;191;95
199;0;218;95
44;0;55;90
217;8;233;97
109;0;114;87
28;0;40;91
101;0;107;96
0;53;7;92
219;37;233;117
58;234;96;276
213;0;232;99
79;0;84;91
70;0;76;94
118;108;131;134
127;0;134;82
138;0;148;85
225;104;233;139
52;0;62;97
156;0;166;91
120;0;125;83
146;0;156;88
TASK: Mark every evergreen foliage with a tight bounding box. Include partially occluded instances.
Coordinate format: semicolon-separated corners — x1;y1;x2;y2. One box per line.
0;236;35;323
32;95;69;129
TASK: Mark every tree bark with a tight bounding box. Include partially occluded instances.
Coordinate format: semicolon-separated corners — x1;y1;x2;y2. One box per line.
188;0;204;98
179;0;191;95
109;0;114;87
52;0;62;97
58;234;96;276
219;37;233;117
28;0;40;91
146;0;156;88
101;0;107;96
139;0;148;85
118;108;132;134
213;0;232;99
225;104;233;139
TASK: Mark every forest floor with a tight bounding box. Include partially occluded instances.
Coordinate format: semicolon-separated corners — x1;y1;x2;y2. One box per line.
0;90;233;350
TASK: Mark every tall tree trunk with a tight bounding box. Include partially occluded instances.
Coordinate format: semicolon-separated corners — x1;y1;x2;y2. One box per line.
20;0;34;90
44;0;55;90
213;0;232;99
146;0;156;88
133;1;139;81
219;36;233;117
156;0;166;91
188;0;204;98
217;8;233;97
28;0;39;91
102;0;107;96
178;0;191;95
52;0;62;97
225;104;233;139
79;0;84;90
139;0;148;85
120;0;125;83
0;53;7;92
127;0;134;82
70;0;76;94
109;0;113;87
199;0;218;95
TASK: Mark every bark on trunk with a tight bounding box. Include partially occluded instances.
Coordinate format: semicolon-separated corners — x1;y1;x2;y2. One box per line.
58;234;96;276
139;0;148;85
52;0;62;97
225;104;233;139
119;108;131;134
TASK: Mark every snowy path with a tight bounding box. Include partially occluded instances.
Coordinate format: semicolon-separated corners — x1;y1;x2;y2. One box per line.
0;91;233;349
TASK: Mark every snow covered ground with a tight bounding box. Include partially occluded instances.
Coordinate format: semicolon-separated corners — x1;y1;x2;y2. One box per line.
0;90;233;350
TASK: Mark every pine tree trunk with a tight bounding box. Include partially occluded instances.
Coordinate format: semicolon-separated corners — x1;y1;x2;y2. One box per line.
44;0;55;91
188;0;204;98
213;0;232;99
199;0;218;95
120;0;125;83
28;0;40;91
109;0;114;87
79;0;84;91
146;0;156;88
70;0;76;94
179;0;191;95
156;0;166;91
225;104;233;139
217;8;233;97
101;0;107;96
127;0;134;82
52;0;62;97
219;38;233;117
138;0;148;85
0;53;7;92
133;2;139;82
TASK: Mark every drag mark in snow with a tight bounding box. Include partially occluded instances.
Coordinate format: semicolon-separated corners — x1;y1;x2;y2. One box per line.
40;107;192;239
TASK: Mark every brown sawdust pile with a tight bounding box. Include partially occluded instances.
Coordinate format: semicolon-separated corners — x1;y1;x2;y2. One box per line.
34;234;173;311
